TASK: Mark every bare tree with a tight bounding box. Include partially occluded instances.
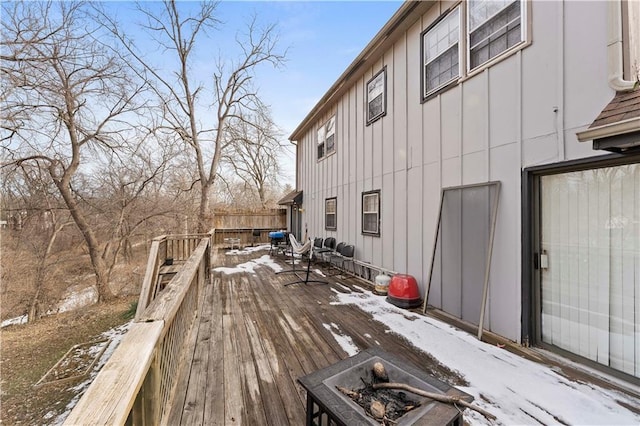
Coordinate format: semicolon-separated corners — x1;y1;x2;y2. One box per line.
222;110;286;209
1;163;74;320
89;144;182;264
97;0;286;231
1;1;149;302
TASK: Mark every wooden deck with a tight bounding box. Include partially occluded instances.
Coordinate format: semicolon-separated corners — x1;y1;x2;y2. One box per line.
166;248;463;425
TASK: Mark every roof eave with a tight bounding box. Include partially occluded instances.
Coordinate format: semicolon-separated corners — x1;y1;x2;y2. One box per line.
576;116;640;142
289;1;435;142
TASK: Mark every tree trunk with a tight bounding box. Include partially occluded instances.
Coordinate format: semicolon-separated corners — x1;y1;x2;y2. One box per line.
55;179;115;302
198;181;211;233
28;277;42;322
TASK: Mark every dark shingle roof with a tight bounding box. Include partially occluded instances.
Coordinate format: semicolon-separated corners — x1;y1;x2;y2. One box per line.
277;190;302;205
589;89;640;129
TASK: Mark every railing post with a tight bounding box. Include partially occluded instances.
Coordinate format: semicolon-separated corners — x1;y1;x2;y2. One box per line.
129;339;161;426
144;351;162;425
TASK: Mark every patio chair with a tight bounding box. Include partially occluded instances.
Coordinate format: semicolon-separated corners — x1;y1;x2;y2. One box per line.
313;237;336;264
325;242;345;275
251;229;261;246
311;237;324;259
338;244;355;275
280;234;327;286
326;243;355;276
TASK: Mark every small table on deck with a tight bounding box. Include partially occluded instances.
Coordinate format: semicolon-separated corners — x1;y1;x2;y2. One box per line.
223;237;241;249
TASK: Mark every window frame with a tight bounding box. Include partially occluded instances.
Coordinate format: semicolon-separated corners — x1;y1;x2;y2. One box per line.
317;125;325;160
325;197;337;231
421;6;462;99
467;0;524;72
366;67;387;125
317;115;336;160
361;190;381;236
420;0;527;101
325;115;335;155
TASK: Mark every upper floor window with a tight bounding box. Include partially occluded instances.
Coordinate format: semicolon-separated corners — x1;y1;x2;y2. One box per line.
468;0;523;70
422;0;526;100
317;115;335;160
367;68;387;124
423;7;460;95
325;197;337;230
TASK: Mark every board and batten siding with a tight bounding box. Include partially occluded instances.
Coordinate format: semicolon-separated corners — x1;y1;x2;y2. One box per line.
296;1;613;342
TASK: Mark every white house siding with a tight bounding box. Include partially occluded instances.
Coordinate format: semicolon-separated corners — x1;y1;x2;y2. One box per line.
296;1;615;343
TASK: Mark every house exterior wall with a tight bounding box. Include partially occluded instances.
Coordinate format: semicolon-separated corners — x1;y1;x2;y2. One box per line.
295;1;614;343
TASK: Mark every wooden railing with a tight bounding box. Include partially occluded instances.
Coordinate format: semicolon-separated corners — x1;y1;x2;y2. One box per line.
136;233;212;317
63;232;212;426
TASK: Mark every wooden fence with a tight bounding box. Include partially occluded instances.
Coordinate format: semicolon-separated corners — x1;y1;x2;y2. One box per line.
212;210;286;230
63;232;212;426
213;228;285;246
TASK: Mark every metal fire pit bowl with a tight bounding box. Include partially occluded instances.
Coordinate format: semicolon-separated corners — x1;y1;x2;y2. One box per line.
298;348;472;426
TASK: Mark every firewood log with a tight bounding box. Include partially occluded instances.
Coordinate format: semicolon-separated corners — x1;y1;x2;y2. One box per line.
372;382;497;421
336;385;360;399
370;400;386;419
372;361;389;382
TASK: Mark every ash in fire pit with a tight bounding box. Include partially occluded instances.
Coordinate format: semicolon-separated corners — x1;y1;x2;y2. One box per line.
299;348;473;426
335;362;421;423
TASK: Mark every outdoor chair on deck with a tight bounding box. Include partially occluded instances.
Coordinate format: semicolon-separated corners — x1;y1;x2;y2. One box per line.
311;237;324;258
251;229;261;246
326;243;354;276
325;242;345;275
313;237;336;264
279;234;327;286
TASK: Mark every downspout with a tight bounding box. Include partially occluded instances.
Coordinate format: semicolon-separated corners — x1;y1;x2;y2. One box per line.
556;0;565;161
608;0;636;91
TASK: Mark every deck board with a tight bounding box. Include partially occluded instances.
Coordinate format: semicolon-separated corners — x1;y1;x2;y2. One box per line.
203;276;225;426
168;249;462;425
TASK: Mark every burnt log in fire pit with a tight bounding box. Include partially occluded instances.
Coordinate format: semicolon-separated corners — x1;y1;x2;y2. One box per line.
298;348;472;426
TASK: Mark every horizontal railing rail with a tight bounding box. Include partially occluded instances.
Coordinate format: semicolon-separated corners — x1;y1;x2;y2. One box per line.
64;232;212;426
135;232;212;318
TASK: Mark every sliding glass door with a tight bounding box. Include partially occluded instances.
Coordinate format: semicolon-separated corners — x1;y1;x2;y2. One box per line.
539;163;639;378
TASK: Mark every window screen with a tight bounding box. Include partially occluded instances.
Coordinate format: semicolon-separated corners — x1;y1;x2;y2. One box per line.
426;182;500;334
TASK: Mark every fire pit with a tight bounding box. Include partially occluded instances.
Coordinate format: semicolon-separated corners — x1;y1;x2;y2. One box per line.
298;348;472;426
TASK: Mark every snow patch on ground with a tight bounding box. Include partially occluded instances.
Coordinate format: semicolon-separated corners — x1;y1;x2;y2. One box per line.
323;322;359;356
224;244;270;256
331;288;640;426
2;286;99;328
57;286;97;313
1;315;28;328
213;254;283;274
51;322;132;425
332;282;351;292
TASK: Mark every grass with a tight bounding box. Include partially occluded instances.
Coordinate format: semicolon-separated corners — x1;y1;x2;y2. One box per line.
122;300;138;320
0;296;137;425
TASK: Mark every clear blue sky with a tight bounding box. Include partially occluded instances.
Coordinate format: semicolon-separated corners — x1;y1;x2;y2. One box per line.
218;1;403;136
105;1;403;186
216;1;403;185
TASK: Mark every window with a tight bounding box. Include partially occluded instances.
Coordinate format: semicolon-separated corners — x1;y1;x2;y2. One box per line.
423;7;460;96
362;190;380;236
325;197;337;230
366;68;386;124
317;126;325;159
421;1;526;99
317;116;336;160
468;0;523;70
